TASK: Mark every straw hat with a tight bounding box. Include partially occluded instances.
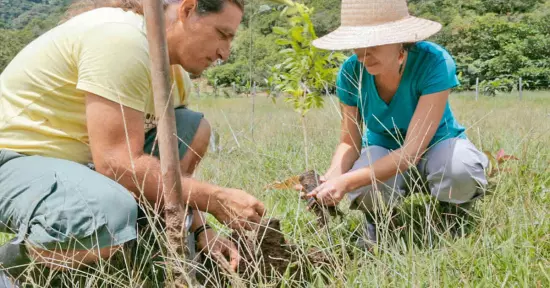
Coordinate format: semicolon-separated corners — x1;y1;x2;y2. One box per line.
312;0;442;50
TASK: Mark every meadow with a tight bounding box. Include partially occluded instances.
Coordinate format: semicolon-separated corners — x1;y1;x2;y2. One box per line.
1;91;549;287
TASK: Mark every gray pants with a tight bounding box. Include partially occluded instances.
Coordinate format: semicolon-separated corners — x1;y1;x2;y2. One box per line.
348;138;489;213
0;108;204;251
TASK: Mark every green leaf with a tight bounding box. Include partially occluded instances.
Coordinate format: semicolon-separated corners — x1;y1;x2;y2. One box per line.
275;39;293;46
279;48;295;54
290;26;304;42
272;26;288;35
285;6;299;15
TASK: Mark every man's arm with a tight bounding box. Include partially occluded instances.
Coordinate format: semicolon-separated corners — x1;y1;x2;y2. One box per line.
85;93;265;230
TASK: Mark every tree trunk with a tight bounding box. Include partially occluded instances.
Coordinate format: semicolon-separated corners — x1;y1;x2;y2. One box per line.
143;0;194;285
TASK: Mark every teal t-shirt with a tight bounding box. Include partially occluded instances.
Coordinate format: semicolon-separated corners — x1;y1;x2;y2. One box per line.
336;41;466;150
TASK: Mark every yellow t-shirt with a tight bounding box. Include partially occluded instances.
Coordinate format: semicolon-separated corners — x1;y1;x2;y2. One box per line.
0;7;192;164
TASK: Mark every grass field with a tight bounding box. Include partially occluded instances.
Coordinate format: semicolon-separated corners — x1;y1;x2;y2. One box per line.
1;91;549;287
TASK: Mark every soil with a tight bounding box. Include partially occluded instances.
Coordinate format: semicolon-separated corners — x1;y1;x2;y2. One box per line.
195;170;345;286
196;218;330;286
299;170;344;227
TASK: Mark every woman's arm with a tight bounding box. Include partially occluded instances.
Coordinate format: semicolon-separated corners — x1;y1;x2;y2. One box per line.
308;90;449;205
324;103;363;180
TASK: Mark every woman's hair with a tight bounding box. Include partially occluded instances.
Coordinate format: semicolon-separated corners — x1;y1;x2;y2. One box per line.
403;42;416;51
65;0;244;20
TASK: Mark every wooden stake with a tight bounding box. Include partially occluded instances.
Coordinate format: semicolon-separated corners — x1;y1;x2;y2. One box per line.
476;77;479;100
519;77;523;100
143;0;194;284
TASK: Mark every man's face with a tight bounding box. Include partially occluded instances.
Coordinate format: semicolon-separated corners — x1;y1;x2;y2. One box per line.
166;1;242;75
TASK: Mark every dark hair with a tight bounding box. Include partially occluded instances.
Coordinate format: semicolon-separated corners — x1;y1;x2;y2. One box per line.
65;0;244;20
403;42;417;51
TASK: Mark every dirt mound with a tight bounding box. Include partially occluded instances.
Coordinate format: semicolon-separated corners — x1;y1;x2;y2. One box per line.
195;170;343;286
196;218;330;286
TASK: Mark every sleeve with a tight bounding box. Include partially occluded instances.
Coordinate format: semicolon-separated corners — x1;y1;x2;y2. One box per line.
419;53;460;96
76;23;151;112
336;59;358;107
181;69;193;106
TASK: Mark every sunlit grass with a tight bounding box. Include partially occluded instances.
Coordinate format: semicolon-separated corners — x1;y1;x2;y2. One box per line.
1;92;549;287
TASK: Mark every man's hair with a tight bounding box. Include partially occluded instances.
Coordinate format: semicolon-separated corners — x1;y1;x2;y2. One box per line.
65;0;244;19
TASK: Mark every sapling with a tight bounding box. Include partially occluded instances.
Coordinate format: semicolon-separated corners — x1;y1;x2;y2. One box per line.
267;0;346;170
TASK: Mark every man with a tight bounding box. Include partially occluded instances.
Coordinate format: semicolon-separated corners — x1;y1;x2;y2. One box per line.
0;0;265;284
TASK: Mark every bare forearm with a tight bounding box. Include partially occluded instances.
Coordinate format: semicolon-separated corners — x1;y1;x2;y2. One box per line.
342;148;415;192
325;142;361;179
99;153;221;213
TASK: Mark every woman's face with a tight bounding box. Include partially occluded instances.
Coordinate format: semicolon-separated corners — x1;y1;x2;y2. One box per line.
354;44;403;76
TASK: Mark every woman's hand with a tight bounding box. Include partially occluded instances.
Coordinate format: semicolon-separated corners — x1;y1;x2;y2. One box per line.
196;228;240;272
306;175;350;207
293;175;327;200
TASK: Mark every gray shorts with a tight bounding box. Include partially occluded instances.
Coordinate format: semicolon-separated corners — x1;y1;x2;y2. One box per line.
348;138;489;213
0;107;204;251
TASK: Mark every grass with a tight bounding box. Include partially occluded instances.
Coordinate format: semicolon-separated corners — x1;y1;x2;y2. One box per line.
1;91;549;287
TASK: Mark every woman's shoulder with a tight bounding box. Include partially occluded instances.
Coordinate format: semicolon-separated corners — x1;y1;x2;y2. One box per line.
411;41;456;65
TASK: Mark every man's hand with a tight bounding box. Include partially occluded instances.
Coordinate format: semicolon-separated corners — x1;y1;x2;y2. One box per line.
306;175;349;207
196;228;240;272
211;188;266;231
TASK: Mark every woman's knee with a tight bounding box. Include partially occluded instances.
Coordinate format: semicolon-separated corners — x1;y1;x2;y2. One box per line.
348;146;407;212
425;139;488;203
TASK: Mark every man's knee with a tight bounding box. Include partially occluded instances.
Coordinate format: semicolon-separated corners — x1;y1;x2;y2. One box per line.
191;118;211;158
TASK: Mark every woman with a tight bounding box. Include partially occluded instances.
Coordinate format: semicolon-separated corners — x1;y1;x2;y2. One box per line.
303;0;489;246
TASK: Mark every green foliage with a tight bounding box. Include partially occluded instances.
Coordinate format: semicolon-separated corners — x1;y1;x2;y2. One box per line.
0;0;70;29
304;0;340;36
480;77;516;96
267;1;346;116
0;28;33;71
409;0;550;91
0;0;70;73
205;3;287;92
205;0;550;95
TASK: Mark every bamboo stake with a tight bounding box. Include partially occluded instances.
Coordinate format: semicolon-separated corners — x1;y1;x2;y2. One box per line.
142;0;194;285
476;77;479;100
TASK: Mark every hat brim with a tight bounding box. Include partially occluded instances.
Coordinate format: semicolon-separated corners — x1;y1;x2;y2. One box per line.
312;16;442;51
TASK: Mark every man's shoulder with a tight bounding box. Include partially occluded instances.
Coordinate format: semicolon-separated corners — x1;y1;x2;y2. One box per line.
65;7;147;35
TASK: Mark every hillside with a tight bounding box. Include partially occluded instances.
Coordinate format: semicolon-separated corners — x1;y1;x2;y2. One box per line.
0;0;70;71
0;0;70;29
